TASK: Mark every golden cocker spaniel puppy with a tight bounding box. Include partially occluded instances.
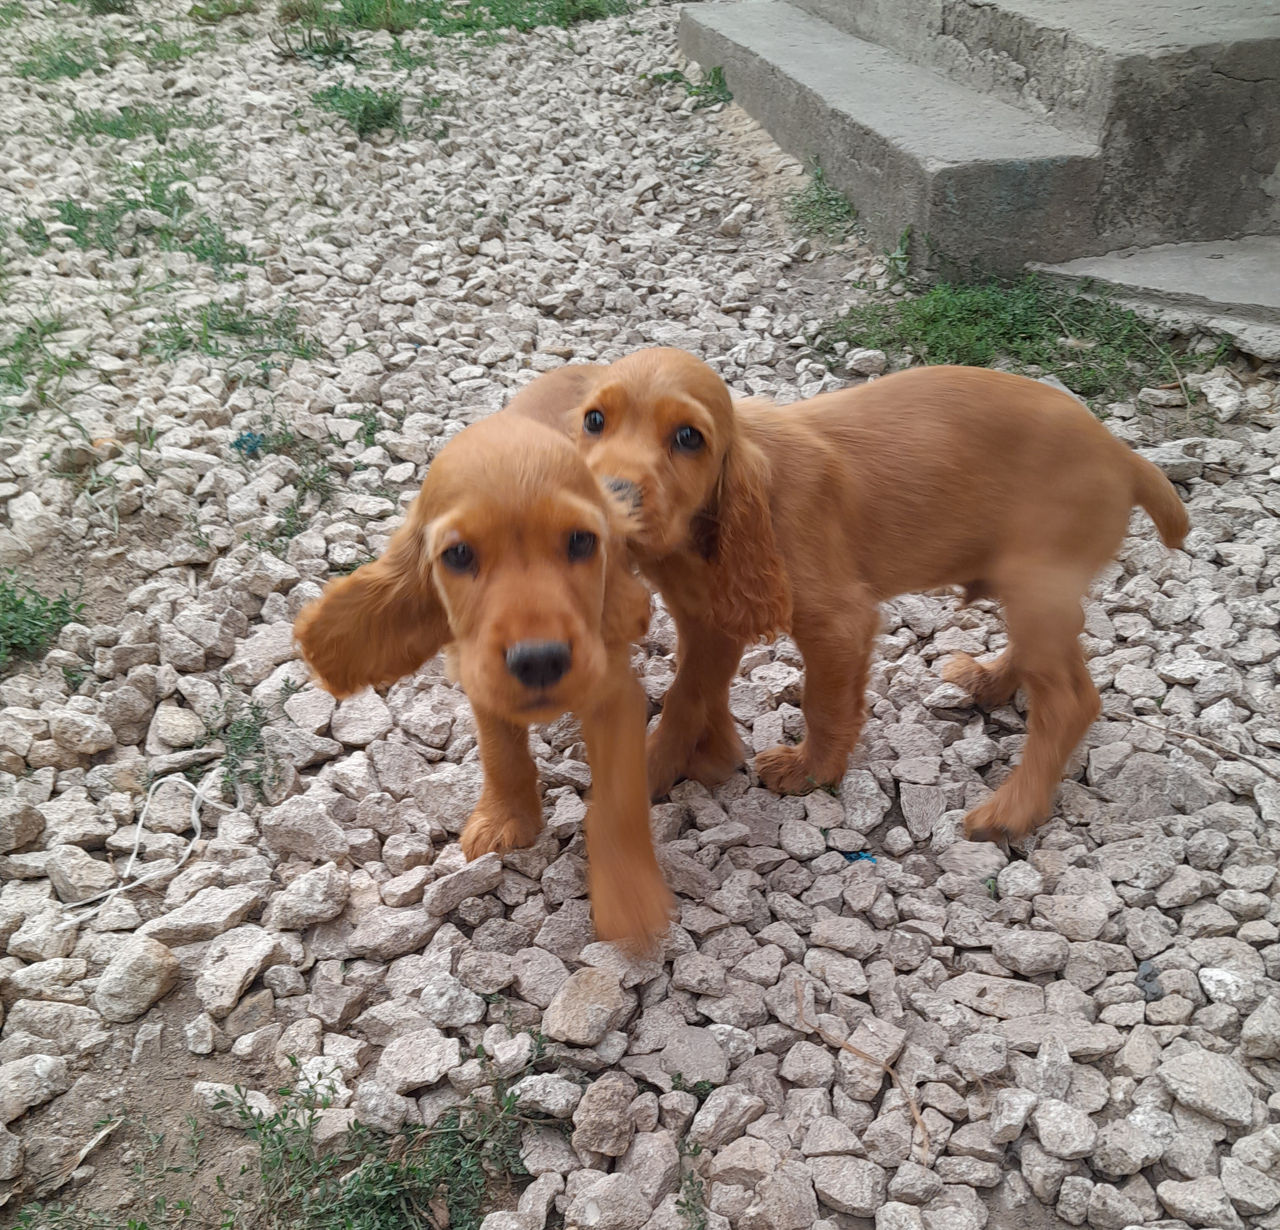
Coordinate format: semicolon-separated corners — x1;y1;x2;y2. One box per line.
294;374;673;948
566;349;1188;844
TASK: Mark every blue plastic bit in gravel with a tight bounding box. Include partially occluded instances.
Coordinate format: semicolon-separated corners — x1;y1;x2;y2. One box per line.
1135;960;1164;1001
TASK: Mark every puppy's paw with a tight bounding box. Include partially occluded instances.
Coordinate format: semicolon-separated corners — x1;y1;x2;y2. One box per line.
942;653;1016;709
962;795;1040;845
592;876;675;955
685;722;746;787
460;797;542;860
646;736;691;802
755;743;829;795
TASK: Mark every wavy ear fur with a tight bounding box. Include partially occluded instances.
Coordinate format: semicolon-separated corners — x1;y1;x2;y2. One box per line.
706;433;791;642
293;520;450;698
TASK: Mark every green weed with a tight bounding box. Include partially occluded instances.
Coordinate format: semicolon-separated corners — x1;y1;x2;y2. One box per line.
0;315;85;415
279;0;627;36
235;419;336;552
276;0;322;21
885;225;912;282
144;301;316;368
647;63;731;108
676;1140;708;1230
85;0;132;13
179;215;252;275
26;143;241;271
0;571;81;671
787;164;856;242
14;1039;559;1228
146;31;209;62
312;84;404;137
189;0;257;21
353;408;381;447
16;215;50;253
211;694;280;799
0;2;24;27
668;1073;716;1103
70;101;219;143
385;35;432;67
17;33;110;79
814;274;1222;403
269;21;360;60
62;664;88;691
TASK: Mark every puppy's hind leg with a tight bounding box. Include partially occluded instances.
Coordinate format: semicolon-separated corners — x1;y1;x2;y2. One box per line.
755;589;879;794
943;647;1020;709
963;572;1099;844
460;707;544;859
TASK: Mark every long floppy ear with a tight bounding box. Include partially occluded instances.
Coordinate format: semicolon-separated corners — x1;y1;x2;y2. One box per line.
293;519;450;698
706;433;791;642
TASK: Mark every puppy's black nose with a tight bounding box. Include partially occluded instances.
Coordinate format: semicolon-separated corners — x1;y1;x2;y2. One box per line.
505;640;571;689
605;477;642;510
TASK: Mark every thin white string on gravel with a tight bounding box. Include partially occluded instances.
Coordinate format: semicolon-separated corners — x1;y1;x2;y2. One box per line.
56;769;242;931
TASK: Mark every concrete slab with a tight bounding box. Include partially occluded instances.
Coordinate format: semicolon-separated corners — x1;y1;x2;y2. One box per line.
693;0;1280;274
1032;236;1280;361
978;0;1280;55
680;0;1101;275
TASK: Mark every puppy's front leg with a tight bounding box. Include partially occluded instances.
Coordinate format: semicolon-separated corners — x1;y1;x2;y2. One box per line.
756;591;879;794
648;610;745;799
582;659;675;951
460;707;544;859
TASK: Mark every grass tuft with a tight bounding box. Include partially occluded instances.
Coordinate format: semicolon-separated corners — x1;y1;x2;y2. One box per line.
0;571;81;671
16;33;110;79
269;21;360;60
12;1037;559;1227
646;64;732;109
787;164;856;242
279;0;627;35
0;315;85;417
211;694;280;800
189;0;258;21
144;301;316;368
814;274;1227;402
70;101;220;143
312;84;404;137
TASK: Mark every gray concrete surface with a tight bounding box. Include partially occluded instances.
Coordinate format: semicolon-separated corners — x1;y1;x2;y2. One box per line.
1033;235;1280;360
682;0;1280;272
680;0;1101;277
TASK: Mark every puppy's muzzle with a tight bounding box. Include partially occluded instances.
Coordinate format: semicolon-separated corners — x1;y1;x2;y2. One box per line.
604;477;642;512
505;640;572;689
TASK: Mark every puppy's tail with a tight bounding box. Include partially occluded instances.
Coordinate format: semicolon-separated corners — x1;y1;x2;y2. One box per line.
1129;450;1189;549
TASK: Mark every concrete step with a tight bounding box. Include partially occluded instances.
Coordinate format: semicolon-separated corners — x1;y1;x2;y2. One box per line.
1032;236;1280;362
788;1;1280;139
769;0;1280;250
679;0;1101;276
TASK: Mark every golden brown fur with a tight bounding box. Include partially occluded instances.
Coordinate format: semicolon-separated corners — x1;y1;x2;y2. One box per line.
294;390;672;948
566;350;1189;843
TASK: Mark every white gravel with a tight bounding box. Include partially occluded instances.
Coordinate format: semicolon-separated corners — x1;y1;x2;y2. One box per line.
2;0;1280;1226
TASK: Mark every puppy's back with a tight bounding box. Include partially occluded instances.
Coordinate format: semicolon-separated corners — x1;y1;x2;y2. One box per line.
761;366;1180;594
502;364;603;434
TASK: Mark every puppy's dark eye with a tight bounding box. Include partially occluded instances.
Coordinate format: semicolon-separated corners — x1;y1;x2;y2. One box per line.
567;530;597;562
673;425;704;453
583;409;605;435
441;543;475;574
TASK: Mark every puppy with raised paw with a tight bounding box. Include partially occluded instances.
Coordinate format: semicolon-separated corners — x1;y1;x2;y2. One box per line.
568;349;1188;845
294;385;672;950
